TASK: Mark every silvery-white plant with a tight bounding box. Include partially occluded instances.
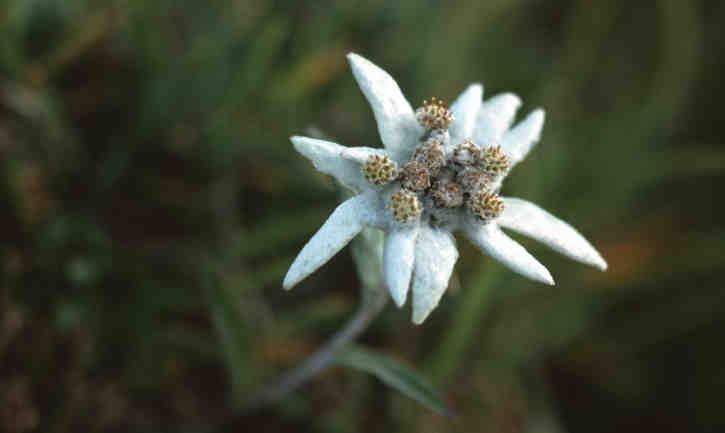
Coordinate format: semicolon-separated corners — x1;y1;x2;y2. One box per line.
284;53;607;324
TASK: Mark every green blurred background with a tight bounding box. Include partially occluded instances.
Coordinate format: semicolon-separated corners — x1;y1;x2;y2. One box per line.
1;0;724;432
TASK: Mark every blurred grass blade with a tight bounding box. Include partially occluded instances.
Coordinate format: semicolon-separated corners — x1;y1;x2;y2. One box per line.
203;267;250;408
425;266;500;384
336;345;452;417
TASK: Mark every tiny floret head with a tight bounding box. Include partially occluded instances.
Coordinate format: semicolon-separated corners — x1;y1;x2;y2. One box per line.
452;139;482;166
388;189;423;223
413;139;446;175
416;97;454;131
480;145;510;177
362;154;398;185
430;180;464;208
457;166;491;193
469;188;504;222
400;161;431;191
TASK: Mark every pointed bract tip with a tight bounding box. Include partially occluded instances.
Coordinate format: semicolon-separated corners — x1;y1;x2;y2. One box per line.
531;108;546;122
346;52;365;67
535;266;555;286
411;299;441;325
595;256;608;271
390;290;407;308
455;83;484;108
346;52;383;79
290;135;313;155
411;312;427;325
282;271;298;291
487;92;522;108
542;269;555;286
468;82;484;94
412;305;438;324
585;249;608;271
290;135;304;147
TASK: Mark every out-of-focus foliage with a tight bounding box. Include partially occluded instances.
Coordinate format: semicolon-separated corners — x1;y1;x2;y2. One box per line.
1;0;723;432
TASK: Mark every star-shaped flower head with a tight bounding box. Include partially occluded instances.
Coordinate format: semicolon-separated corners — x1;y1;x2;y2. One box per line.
284;53;607;324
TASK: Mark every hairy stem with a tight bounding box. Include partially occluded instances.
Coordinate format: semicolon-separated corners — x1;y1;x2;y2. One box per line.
243;285;388;410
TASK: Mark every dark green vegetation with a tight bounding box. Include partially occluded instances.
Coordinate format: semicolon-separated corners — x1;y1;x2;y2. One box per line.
1;1;724;432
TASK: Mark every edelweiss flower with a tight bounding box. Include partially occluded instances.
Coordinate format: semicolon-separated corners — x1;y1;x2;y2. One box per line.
284;53;607;324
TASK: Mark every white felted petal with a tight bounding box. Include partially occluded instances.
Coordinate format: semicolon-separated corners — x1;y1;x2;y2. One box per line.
292;136;381;192
500;109;545;167
347;53;422;162
283;192;381;290
474;93;521;145
411;226;458;324
465;221;554;285
383;224;419;307
498;198;607;270
339;146;388;163
449;83;483;144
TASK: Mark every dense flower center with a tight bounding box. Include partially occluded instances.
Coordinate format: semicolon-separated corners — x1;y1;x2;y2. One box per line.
363;97;510;225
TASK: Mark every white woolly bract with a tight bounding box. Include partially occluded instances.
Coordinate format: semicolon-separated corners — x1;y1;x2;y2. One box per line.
285;53;606;324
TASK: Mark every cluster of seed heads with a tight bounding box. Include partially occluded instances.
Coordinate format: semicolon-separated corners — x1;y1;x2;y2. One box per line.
360;97;511;224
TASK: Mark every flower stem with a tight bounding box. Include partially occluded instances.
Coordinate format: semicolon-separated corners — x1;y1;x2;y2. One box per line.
243;285;387;410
